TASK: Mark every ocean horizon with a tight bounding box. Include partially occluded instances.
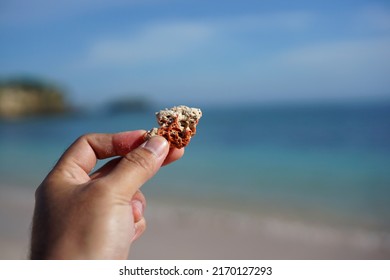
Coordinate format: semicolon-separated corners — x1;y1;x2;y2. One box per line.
1;101;390;232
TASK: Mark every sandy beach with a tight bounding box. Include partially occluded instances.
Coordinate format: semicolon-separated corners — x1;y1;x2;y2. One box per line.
1;185;389;260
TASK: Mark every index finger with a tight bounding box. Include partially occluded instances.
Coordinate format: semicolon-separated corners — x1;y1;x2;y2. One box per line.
55;130;146;176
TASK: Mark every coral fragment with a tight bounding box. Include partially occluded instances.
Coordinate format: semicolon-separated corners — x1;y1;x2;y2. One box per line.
147;105;202;149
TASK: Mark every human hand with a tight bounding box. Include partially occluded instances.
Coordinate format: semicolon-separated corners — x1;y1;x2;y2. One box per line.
30;130;183;259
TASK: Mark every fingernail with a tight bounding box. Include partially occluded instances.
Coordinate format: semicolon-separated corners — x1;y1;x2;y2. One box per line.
132;200;144;216
141;136;168;158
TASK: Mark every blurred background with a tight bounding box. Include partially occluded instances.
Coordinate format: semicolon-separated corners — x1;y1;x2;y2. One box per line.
1;0;390;259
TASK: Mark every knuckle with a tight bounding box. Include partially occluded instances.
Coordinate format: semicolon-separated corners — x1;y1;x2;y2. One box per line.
76;133;94;144
140;218;147;233
137;218;147;234
133;190;146;204
76;133;88;143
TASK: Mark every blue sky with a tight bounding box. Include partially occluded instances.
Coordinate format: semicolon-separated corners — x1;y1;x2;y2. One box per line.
1;0;390;106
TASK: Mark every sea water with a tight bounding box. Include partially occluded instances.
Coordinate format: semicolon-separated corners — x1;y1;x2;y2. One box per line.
1;102;390;230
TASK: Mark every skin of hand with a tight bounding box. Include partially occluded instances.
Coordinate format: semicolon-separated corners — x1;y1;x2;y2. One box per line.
30;130;184;260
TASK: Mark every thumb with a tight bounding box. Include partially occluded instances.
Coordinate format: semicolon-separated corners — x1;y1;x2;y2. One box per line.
104;136;169;197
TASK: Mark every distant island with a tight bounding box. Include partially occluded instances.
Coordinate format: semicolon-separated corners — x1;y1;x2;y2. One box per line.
105;96;151;114
0;77;155;119
0;78;68;119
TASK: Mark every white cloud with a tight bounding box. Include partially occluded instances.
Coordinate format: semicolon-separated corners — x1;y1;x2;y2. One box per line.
74;36;390;105
79;12;390;102
0;0;161;27
355;5;390;32
85;11;314;67
88;21;214;65
149;37;390;102
214;11;314;32
279;38;390;67
241;37;390;99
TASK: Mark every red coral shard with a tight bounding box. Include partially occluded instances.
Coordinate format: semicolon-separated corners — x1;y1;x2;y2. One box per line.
147;105;202;149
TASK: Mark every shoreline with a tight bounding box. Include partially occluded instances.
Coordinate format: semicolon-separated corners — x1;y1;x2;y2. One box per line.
130;198;390;259
0;186;34;259
1;185;389;260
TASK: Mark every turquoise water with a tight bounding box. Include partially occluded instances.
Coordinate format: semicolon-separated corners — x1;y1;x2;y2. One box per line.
1;103;390;229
